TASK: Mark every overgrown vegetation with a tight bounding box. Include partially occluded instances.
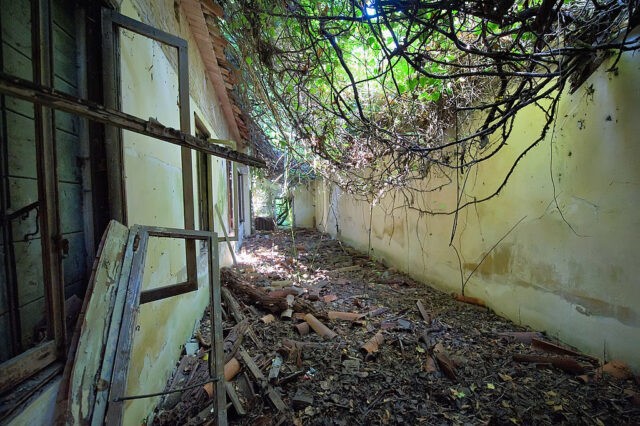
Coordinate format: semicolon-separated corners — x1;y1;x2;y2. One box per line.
221;0;638;214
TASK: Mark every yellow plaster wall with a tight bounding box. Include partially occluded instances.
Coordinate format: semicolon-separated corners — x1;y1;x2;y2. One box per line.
293;181;316;228
118;0;250;422
316;51;640;372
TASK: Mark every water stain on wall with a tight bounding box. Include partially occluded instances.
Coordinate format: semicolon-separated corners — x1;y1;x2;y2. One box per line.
463;244;513;276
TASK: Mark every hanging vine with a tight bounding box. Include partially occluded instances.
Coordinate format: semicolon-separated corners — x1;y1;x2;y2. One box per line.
220;0;639;214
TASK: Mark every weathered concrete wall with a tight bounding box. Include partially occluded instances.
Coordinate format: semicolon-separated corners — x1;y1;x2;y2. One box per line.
316;51;640;372
293;181;316;228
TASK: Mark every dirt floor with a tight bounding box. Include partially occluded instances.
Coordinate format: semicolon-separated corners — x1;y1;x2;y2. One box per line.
154;229;640;425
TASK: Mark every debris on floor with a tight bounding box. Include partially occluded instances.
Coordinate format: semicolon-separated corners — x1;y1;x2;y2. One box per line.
153;229;640;425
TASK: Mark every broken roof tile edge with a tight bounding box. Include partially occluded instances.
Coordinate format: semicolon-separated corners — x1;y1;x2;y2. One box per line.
187;0;289;172
182;0;244;148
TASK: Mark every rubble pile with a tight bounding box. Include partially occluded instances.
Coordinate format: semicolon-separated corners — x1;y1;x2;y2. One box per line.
153;229;640;425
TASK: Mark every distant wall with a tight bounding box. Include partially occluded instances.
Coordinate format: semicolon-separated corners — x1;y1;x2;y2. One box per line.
316;51;640;372
293;181;316;228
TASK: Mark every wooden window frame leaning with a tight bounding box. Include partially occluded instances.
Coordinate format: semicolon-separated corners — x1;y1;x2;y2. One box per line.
104;226;226;426
101;8;199;300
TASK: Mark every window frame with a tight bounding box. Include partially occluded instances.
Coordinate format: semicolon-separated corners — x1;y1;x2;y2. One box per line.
218;159;239;242
237;172;245;224
0;0;66;395
101;7;198;300
194;115;213;247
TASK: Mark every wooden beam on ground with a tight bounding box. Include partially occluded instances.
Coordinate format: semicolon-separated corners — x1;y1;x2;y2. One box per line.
225;382;246;415
0;73;265;168
238;348;287;412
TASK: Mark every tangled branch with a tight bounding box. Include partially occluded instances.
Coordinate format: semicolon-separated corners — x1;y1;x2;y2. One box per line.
221;0;639;214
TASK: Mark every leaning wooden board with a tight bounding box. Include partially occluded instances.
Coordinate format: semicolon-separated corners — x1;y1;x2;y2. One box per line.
54;220;130;424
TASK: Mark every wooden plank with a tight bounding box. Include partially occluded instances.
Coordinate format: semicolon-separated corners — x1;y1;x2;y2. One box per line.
14;239;44;306
54;110;79;135
0;72;266;168
55;217;111;424
104;227;149;425
7;176;39;226
55;130;82;183
2;44;36;118
52;0;76;36
238;348;287;412
61;221;129;424
58;182;84;234
208;234;227;426
18;296;47;347
0;0;33;58
0;340;57;394
91;226;139;426
215;204;238;266
61;232;87;288
225;381;246;415
416;300;430;322
238;349;265;381
52;25;79;92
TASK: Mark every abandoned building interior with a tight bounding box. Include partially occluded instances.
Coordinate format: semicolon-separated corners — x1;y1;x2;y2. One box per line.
0;0;638;424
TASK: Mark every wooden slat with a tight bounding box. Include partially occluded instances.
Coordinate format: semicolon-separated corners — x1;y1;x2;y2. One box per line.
65;221;128;423
55;221;129;424
91;225;139;425
201;0;224;17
